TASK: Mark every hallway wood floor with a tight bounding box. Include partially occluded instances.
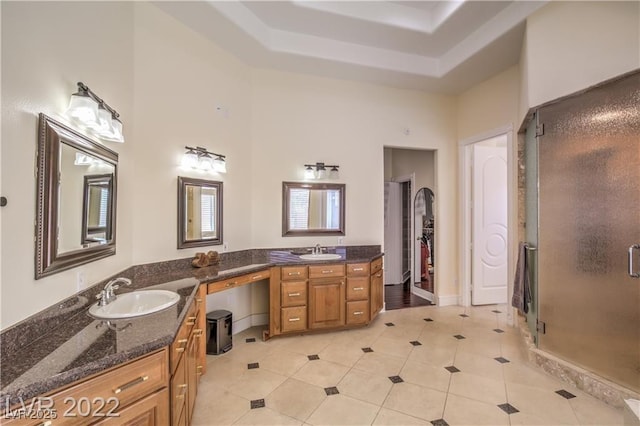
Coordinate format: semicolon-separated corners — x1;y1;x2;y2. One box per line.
384;283;432;310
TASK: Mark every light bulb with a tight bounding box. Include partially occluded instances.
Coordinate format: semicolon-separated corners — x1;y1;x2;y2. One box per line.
182;150;198;168
304;166;315;179
66;90;98;125
199;153;214;170
213;156;227;173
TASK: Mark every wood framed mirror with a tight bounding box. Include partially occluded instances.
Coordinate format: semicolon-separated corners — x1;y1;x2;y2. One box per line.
177;176;223;249
282;181;345;236
36;114;118;279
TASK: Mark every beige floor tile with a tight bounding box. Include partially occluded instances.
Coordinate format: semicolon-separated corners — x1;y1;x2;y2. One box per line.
318;341;365;367
221;340;274;364
456;336;503;358
337;368;394;405
371;336;415;359
265;378;327;422
292;359;349;388
406;344;457;368
372;408;429;425
502;361;563;391
506;381;580;424
259;349;309;376
228;368;288;401
234;406;302;425
399;359;451;392
383;382;447;421
204;356;251;389
452;350;504;380
306;394;379;425
448;371;507;405
442;394;510;426
191;386;250;425
509;411;571;425
352;352;406;377
569;393;624;425
379;324;424;341
276;333;334;356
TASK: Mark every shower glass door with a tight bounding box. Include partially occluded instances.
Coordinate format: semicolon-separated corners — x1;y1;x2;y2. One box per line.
524;115;538;343
537;71;640;392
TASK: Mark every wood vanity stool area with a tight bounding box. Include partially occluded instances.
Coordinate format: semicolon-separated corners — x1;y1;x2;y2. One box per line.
268;257;384;338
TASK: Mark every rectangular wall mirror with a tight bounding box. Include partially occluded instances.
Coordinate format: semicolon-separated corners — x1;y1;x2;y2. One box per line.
282;181;345;236
178;176;223;249
36;114;118;279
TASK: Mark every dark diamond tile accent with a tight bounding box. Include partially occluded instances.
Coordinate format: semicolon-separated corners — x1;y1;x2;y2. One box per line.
424;318;434;322
245;337;256;343
431;419;449;426
388;375;404;384
324;386;339;396
556;389;576;399
453;334;466;340
498;403;519;414
445;366;460;373
459;314;469;318
250;399;265;409
307;354;320;361
492;310;502;314
409;341;422;346
385;322;395;327
494;357;510;364
247;362;260;369
493;328;505;333
361;347;374;353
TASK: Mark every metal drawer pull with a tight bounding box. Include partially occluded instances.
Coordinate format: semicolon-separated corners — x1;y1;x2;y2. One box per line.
175;338;188;353
288;292;301;297
353;311;364;315
289;317;300;322
37;422;52;426
197;365;203;374
288;271;301;276
176;384;187;399
322;270;334;274
193;328;203;337
353;287;364;291
186;316;197;325
629;244;640;278
375;273;382;278
225;281;237;287
196;297;203;303
114;375;149;394
353;267;364;271
252;275;262;280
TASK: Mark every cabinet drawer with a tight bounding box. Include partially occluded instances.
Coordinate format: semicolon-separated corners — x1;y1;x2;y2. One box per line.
347;263;370;276
281;307;307;332
346;301;370;325
308;264;345;279
281;281;307;307
281;266;307;280
346;276;369;301
170;301;197;374
370;257;383;275
95;387;169;425
207;269;271;294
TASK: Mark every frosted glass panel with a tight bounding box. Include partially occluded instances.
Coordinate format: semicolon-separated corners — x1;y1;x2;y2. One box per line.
537;71;640;392
524;116;538;342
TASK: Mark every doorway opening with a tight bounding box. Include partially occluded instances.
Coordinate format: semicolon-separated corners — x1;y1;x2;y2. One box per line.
383;147;436;309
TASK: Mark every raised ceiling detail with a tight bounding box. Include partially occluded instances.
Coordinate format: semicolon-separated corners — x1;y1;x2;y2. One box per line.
155;1;547;93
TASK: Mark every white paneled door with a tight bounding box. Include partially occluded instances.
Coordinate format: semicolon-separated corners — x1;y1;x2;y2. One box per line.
471;138;508;305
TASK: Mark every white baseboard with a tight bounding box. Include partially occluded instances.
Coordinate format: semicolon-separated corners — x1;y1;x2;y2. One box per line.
232;313;268;335
437;295;459;306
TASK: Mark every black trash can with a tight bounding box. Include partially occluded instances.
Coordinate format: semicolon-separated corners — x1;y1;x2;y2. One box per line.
206;310;232;355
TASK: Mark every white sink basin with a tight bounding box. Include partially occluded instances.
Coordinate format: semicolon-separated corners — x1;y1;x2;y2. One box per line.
299;253;342;261
89;290;180;319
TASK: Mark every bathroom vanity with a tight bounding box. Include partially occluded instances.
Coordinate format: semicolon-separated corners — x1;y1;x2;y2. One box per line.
0;246;382;425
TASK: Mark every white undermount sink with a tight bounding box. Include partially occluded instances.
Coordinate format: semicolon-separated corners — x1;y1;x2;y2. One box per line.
88;290;180;319
299;253;342;261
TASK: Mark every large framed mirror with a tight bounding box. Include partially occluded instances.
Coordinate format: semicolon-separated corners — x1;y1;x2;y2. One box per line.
282;182;345;236
177;177;223;249
36;114;118;279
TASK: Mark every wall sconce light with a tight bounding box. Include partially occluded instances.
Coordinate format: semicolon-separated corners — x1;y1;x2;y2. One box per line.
66;82;124;143
304;162;339;180
182;146;227;173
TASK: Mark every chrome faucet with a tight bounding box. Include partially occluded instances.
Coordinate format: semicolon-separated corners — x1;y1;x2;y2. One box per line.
313;244;323;255
96;277;132;306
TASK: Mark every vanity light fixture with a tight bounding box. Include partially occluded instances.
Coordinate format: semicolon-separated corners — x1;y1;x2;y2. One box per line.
304;162;339;180
182;146;227;173
66;82;124;143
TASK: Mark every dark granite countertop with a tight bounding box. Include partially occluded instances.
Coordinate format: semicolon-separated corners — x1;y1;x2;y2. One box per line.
0;245;381;409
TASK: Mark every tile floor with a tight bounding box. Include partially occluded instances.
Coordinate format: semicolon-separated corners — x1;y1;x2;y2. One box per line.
192;304;624;425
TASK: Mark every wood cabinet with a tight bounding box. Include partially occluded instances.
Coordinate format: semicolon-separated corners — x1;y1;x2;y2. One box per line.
95;388;169;426
268;257;383;338
170;288;206;426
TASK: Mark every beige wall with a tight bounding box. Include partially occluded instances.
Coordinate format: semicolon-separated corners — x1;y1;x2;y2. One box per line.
523;1;640;110
1;1;134;328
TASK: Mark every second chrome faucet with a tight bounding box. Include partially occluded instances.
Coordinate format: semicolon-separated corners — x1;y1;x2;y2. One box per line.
96;277;132;306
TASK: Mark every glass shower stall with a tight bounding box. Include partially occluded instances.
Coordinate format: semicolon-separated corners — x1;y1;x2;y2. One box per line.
526;70;640;393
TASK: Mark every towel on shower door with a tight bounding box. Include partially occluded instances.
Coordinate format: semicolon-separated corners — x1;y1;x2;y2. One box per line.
512;242;531;314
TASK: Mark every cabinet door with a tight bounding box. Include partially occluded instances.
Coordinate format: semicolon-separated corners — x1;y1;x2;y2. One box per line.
171;351;187;426
346;276;369;301
186;332;198;424
95;388;169;426
195;285;207;379
309;279;345;329
370;269;383;320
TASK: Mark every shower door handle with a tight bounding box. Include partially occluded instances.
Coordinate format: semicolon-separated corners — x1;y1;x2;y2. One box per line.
628;244;640;278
